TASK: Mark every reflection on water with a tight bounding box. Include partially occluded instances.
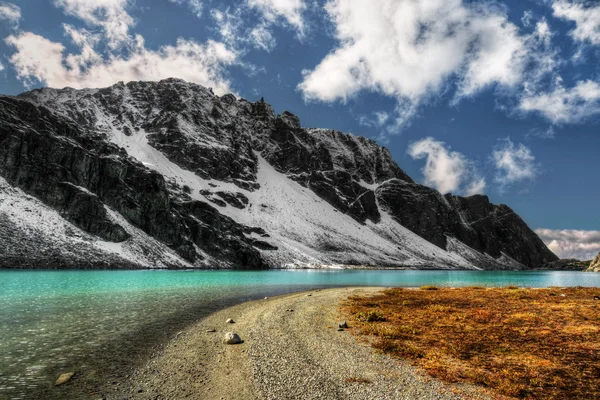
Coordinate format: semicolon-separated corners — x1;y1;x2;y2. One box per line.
0;269;599;399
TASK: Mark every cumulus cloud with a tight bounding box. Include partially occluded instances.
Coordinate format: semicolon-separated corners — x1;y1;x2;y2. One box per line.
168;0;203;18
520;79;600;124
6;31;238;94
4;0;242;93
535;229;600;260
298;0;530;132
408;137;485;195
552;0;600;45
0;1;20;25
0;62;4;72
492;138;538;188
247;0;306;31
54;0;134;49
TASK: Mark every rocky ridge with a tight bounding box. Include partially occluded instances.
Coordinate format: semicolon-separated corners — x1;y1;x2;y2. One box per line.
0;79;557;269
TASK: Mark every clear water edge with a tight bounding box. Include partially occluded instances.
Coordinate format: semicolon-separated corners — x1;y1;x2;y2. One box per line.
1;269;599;399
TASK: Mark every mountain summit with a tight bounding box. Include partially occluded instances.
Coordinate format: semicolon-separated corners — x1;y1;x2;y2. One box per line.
0;79;557;269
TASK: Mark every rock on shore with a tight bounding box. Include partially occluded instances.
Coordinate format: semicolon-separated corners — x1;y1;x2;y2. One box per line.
587;253;600;272
224;332;243;344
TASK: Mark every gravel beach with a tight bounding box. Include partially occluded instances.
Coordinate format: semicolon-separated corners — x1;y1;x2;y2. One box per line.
101;288;495;400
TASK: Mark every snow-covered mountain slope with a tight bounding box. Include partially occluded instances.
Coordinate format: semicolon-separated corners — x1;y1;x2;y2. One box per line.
0;177;190;268
0;79;557;269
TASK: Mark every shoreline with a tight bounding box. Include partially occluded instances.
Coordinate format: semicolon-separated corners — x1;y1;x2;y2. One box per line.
65;287;494;400
0;266;589;271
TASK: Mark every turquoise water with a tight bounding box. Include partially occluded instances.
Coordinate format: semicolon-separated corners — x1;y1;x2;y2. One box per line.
1;269;599;399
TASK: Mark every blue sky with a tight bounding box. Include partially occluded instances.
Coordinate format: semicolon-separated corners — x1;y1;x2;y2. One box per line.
1;0;599;259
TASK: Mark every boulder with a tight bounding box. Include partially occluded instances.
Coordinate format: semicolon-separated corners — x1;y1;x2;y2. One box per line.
224;332;243;345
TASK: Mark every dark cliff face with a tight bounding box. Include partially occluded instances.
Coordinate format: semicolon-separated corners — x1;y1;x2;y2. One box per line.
376;180;556;268
0;96;266;269
0;79;558;269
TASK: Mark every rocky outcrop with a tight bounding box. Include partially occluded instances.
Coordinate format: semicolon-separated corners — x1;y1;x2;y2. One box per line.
587;254;600;272
376;180;556;268
0;79;558;269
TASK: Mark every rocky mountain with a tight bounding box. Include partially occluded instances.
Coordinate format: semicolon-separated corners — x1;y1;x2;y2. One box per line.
0;79;557;269
587;254;600;272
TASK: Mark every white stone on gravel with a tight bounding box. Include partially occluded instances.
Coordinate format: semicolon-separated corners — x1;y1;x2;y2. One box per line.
224;332;243;345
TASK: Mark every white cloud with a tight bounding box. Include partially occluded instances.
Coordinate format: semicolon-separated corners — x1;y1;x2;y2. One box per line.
211;8;242;46
456;12;526;98
169;0;203;18
535;229;600;260
5;0;242;93
247;0;306;31
522;10;534;28
515;16;600;125
358;111;390;129
0;62;4;72
492;138;537;188
552;0;600;45
211;8;277;52
298;0;529;131
526;126;556;140
6;31;238;94
520;79;600;124
210;0;305;53
408;137;485;195
250;24;277;51
54;0;134;49
0;1;20;25
465;178;487;197
522;19;558;84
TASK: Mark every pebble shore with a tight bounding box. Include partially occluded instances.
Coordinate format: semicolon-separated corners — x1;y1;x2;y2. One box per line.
90;288;495;399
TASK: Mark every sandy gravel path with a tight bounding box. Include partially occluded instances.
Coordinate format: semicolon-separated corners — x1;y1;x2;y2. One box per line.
113;287;492;400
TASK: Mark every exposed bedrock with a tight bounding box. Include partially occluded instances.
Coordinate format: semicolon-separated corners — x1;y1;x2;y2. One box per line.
376;179;557;267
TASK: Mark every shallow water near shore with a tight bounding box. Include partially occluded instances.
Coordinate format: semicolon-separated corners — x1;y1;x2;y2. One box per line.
1;269;599;399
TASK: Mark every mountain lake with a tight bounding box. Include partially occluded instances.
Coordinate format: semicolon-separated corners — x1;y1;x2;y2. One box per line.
1;269;599;399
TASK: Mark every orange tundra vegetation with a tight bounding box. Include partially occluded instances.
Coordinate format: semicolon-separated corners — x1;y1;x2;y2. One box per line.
341;287;600;399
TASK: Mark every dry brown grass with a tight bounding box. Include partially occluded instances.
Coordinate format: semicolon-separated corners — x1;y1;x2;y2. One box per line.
341;287;600;399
